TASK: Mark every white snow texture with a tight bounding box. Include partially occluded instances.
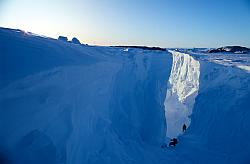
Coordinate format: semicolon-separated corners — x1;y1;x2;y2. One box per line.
165;51;200;138
0;28;250;164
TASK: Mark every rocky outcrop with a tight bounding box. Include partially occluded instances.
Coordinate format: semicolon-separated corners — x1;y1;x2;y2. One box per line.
71;37;81;44
58;36;68;42
208;46;250;54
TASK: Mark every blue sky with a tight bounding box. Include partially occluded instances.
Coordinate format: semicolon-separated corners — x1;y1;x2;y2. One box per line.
0;0;250;47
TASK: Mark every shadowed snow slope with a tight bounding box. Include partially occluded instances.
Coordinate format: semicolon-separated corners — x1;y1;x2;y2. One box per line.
168;51;250;164
185;61;250;163
0;28;173;164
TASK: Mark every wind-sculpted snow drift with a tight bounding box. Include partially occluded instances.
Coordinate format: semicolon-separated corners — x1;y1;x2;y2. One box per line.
0;28;173;164
0;27;250;164
180;59;250;163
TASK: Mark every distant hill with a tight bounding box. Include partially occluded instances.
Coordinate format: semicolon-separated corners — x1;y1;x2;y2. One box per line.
208;46;250;54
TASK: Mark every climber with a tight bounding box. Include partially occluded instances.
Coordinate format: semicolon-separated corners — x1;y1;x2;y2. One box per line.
169;138;178;147
182;124;187;132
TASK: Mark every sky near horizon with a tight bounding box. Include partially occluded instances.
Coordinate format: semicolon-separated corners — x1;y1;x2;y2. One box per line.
0;0;250;48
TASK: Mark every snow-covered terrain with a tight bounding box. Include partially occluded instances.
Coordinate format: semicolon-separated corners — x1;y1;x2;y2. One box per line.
165;50;250;163
1;27;250;164
0;28;173;164
178;48;250;73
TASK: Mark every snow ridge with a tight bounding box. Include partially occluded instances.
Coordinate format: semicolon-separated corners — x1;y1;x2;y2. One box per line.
0;28;173;164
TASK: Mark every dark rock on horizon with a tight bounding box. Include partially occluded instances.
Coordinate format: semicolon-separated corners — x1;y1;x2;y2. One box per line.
58;36;68;42
71;37;81;44
113;46;166;51
208;46;250;54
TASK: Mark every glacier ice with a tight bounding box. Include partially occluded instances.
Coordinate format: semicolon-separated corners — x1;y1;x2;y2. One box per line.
164;51;200;138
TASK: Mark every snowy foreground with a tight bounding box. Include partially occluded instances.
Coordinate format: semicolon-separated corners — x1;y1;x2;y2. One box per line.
0;28;250;164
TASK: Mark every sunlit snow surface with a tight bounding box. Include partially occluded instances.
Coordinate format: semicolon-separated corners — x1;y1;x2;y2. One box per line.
165;51;200;138
1;28;250;164
166;49;250;163
165;49;250;138
183;48;250;73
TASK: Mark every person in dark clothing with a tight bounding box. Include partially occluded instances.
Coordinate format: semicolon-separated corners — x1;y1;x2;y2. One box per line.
169;138;178;147
172;138;178;145
182;124;187;132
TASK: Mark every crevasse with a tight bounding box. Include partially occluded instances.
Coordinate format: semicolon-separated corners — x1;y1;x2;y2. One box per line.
164;51;200;138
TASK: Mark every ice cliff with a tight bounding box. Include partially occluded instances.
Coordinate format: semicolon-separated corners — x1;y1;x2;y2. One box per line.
166;50;250;163
164;51;200;138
